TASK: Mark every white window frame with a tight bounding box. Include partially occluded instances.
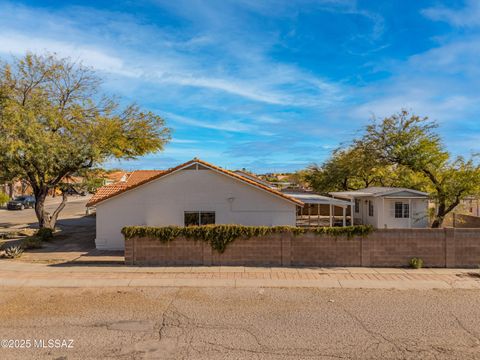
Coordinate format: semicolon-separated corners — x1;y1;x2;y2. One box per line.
368;200;374;217
394;202;410;219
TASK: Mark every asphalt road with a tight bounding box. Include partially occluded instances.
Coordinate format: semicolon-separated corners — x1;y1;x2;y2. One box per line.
0;287;479;359
0;196;91;228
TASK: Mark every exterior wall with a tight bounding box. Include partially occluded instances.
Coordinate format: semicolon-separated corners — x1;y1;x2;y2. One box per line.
96;168;297;250
126;228;480;268
352;196;378;228
380;198;429;229
352;196;428;229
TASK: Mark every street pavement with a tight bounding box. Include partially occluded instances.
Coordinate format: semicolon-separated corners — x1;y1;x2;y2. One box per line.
1;286;480;359
0;195;91;229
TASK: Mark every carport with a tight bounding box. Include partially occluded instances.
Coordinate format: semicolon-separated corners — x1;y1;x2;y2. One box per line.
284;192;354;227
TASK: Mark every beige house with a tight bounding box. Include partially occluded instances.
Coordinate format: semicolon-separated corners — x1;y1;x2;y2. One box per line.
87;159;303;250
330;187;429;229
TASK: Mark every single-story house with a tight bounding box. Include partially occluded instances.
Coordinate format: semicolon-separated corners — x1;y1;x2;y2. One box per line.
87;159;304;250
330;187;429;229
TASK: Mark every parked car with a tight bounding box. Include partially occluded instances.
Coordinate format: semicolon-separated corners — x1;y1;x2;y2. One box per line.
7;196;36;210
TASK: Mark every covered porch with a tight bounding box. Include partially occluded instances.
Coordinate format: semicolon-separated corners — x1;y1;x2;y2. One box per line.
285;192;354;227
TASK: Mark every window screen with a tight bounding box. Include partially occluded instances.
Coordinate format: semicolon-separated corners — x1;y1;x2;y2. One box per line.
394;202;410;218
184;211;216;226
355;199;360;213
184;212;200;226
368;200;374;217
394;202;403;218
200;212;215;225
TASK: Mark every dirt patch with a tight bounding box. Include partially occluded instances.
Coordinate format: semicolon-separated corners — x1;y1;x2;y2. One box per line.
0;287;174;323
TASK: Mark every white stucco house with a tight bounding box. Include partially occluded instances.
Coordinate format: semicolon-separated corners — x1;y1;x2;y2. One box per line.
330;187;429;229
87;159;304;250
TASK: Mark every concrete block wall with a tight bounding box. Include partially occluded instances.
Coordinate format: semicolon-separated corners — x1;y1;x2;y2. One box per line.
125;228;480;268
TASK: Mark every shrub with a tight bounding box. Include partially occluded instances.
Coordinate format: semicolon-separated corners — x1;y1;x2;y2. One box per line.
36;228;54;241
21;237;43;250
409;257;424;269
0;192;9;206
122;224;374;253
4;245;24;259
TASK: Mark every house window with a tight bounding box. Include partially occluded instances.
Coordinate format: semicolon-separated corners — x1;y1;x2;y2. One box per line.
184;211;216;226
368;200;374;217
394;202;410;218
354;199;360;213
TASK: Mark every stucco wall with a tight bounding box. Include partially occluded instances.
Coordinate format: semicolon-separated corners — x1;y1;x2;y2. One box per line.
95;168;297;250
353;197;428;229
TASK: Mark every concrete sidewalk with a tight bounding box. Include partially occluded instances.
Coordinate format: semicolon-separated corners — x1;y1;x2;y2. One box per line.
1;260;480;289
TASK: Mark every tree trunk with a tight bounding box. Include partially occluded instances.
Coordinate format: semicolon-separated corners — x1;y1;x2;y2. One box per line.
431;201;446;228
34;188;68;229
8;182;14;198
431;196;462;229
431;217;444;228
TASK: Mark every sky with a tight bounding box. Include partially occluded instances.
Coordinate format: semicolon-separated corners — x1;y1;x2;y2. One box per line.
0;0;479;173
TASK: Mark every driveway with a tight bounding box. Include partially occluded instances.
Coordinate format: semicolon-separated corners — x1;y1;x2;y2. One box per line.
0;287;479;359
0;196;121;264
0;195;91;229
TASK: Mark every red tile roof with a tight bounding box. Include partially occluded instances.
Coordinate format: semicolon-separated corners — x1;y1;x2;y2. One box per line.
87;171;164;206
104;171;128;183
86;159;303;207
125;170;165;186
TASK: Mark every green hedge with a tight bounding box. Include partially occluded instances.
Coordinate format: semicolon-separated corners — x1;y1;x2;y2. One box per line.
121;224;373;253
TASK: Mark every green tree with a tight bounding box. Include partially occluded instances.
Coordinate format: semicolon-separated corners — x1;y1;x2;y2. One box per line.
305;145;390;194
0;53;170;229
360;110;480;228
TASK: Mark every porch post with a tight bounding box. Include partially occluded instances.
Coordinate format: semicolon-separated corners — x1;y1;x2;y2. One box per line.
329;204;333;227
382;197;385;228
342;206;346;227
408;198;412;228
351;201;354;226
317;204;320;226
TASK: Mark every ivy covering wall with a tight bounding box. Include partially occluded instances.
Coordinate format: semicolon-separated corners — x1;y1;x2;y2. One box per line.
121;224;373;253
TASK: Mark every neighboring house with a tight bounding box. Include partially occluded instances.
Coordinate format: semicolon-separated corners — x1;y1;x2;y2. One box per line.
233;170;275;188
102;171;129;185
1;180;32;199
457;196;480;217
330;187;429;229
87;159;303;250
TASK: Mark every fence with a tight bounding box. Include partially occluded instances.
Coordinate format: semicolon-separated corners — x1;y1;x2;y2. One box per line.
125;228;480;268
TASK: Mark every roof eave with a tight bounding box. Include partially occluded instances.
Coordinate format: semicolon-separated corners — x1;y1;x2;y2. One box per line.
86;159;304;207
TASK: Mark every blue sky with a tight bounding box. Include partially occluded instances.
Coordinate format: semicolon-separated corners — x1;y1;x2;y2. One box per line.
1;0;479;173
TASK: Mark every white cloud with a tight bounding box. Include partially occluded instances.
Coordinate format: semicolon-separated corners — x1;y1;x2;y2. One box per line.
0;32;138;77
0;2;345;108
407;38;480;76
164;112;258;133
423;0;480;28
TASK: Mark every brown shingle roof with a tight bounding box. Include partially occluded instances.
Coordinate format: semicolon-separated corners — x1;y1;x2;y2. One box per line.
86;159;303;207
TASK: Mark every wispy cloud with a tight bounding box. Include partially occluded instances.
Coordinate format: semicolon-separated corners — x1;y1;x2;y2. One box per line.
0;32;135;76
0;0;478;171
0;2;344;108
164;112;258;133
422;0;480;28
